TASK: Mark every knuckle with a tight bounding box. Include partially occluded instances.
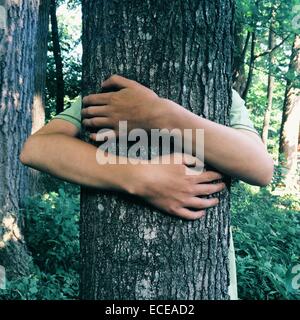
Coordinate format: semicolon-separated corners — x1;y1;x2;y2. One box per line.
189;186;196;194
90;118;97;126
169;206;179;216
110;94;118;104
85;107;91;116
199;199;206;208
201;186;212;195
189;214;199;221
110;74;119;82
107;93;113;104
177;197;186;206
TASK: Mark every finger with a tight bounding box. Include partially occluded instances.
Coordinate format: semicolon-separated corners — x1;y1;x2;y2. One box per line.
82;93;112;106
81;106;111;119
194;171;223;183
193;182;226;196
101;74;135;89
182;154;204;168
185;163;204;176
185;167;205;176
174;208;206;221
82;117;113;128
184;197;219;209
171;153;203;169
90;130;117;142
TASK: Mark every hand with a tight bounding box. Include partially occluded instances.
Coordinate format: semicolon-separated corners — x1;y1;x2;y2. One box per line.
127;153;225;220
82;75;168;138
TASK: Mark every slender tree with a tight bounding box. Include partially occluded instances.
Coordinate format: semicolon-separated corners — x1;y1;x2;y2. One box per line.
279;35;300;190
242;31;256;101
0;0;40;278
262;13;276;146
29;0;50;196
50;0;64;114
233;30;251;96
32;0;50;134
81;0;234;300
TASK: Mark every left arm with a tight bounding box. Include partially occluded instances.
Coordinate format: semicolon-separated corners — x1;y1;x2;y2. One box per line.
82;75;274;186
153;98;274;186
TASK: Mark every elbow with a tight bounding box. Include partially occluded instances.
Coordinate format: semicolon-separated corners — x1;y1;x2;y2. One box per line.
254;155;274;187
19;136;34;166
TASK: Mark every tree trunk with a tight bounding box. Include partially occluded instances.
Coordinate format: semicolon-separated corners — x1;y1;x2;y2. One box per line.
29;0;50;196
279;36;300;191
262;15;275;146
0;0;40;278
241;31;256;101
81;0;234;300
233;30;250;96
32;0;49;134
50;0;64;115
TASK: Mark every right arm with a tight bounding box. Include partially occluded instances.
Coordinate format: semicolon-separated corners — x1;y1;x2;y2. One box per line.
20;119;225;220
20;119;130;191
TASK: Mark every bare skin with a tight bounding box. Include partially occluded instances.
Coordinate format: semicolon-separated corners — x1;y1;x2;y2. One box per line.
20;74;272;221
83;75;274;186
20;119;225;220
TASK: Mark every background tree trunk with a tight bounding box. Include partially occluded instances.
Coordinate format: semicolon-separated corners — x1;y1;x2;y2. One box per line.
233;30;250;96
32;0;49;134
262;14;275;146
0;0;40;278
242;31;256;101
29;0;50;196
81;0;234;300
232;2;251;98
279;35;300;191
50;0;64;115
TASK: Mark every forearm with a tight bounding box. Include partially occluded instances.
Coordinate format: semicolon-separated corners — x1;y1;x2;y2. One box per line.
158;99;273;186
20;134;131;192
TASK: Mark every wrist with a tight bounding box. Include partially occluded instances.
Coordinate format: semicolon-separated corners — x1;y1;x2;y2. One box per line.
154;98;185;130
120;162;147;197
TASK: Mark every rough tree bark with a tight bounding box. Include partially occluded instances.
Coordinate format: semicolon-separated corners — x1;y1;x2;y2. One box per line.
81;0;234;300
50;0;64;115
279;35;300;190
262;13;275;146
0;0;40;278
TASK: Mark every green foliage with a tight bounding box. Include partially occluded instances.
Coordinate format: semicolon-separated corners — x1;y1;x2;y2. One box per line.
23;188;80;273
0;269;79;300
0;186;80;300
231;182;300;300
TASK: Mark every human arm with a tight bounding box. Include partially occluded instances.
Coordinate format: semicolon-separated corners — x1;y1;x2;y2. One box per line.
20;119;225;220
82;75;273;186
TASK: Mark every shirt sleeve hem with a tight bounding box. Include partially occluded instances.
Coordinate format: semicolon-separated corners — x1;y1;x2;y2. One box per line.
54;115;81;130
231;124;259;135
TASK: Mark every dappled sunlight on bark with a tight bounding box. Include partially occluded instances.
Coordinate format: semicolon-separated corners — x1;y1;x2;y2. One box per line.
0;214;22;249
